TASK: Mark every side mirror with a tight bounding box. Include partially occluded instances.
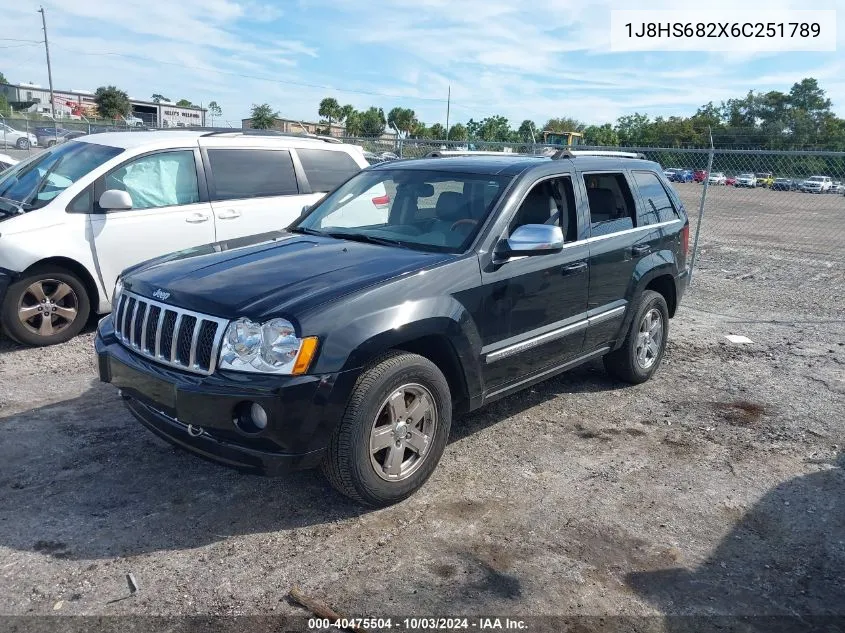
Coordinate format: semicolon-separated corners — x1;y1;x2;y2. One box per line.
497;224;563;258
98;189;133;211
301;205;310;216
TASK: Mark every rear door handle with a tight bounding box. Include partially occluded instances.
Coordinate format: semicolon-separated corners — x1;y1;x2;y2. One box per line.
561;262;587;275
185;213;209;223
216;209;242;220
632;245;651;257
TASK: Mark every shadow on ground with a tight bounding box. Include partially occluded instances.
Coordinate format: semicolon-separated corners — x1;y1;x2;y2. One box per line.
0;363;623;561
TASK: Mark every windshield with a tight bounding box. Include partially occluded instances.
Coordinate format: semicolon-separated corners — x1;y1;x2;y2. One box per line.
739;174;754;178
293;168;512;253
807;177;824;182
0;141;122;214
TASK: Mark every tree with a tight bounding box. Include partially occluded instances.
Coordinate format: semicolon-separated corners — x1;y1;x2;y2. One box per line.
249;103;277;129
476;115;512;142
517;120;537;142
429;123;446;139
94;86;131;119
344;109;363;136
543;117;585;133
0;93;9;116
359;107;386;137
207;101;222;126
583;123;618;146
0;71;8;85
150;94;169;103
447;123;467;141
387;107;416;137
176;98;194;107
318;97;341;133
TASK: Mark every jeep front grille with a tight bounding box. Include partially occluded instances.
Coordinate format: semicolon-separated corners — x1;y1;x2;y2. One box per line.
113;290;229;375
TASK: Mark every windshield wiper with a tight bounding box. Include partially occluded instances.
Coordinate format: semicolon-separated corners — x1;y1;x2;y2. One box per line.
324;230;410;249
288;226;326;237
0;196;27;215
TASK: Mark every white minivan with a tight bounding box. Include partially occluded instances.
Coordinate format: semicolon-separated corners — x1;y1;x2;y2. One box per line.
0;130;378;346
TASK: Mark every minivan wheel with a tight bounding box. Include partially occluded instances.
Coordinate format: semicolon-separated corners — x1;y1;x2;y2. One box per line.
1;268;90;346
603;290;669;384
322;351;452;507
16;138;30;150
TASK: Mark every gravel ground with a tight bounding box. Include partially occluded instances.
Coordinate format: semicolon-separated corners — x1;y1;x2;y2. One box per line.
0;180;843;631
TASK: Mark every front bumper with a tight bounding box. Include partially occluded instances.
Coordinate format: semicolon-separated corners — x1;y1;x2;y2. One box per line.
95;317;361;475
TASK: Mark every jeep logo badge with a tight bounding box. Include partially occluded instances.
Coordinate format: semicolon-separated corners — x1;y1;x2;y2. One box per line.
152;289;171;301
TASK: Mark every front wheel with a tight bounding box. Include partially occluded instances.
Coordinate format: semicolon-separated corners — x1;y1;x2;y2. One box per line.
16;138;30;150
0;268;90;346
322;351;452;507
603;290;669;384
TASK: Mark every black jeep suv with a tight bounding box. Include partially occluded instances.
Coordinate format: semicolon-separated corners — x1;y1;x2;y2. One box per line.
96;151;689;506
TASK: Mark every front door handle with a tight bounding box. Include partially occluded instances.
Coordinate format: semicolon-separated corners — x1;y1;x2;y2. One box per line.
216;209;242;220
561;262;587;275
185;213;209;223
632;244;651;257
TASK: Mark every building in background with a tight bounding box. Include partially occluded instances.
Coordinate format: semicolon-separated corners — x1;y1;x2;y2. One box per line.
0;82;206;127
241;115;397;141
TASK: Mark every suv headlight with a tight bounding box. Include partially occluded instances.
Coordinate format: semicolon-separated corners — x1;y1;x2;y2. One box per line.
112;277;124;306
218;317;318;375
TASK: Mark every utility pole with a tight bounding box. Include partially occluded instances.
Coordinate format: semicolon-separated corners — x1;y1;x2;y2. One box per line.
445;85;451;141
38;6;56;121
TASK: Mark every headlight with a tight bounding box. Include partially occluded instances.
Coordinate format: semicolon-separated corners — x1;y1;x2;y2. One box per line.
218;317;318;375
112;277;124;306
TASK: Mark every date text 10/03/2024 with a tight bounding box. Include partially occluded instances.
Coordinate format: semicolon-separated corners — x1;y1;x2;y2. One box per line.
307;617;529;630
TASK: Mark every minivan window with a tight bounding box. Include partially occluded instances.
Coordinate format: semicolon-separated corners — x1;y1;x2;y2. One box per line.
632;171;678;224
103;150;199;210
208;149;298;200
0;141;123;215
297;148;360;193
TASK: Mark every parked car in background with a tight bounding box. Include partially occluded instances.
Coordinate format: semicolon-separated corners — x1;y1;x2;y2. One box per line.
663;168;681;180
671;169;694;183
0;123;38;150
363;151;400;166
34;127;87;148
95;151;690;506
830;181;844;194
707;172;727;185
693;169;708;182
754;172;774;188
725;176;736;186
798;176;832;193
0;130;372;346
771;178;797;191
0;153;18;171
735;173;757;188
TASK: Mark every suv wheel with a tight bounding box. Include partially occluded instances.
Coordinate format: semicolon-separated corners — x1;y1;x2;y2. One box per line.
16;138;30;150
603;290;669;384
1;268;90;346
322;351;452;507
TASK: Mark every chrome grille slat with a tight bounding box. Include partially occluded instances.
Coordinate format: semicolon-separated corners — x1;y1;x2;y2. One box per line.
113;289;229;376
129;301;141;347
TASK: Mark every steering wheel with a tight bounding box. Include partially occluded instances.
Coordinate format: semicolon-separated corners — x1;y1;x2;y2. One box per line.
450;218;478;232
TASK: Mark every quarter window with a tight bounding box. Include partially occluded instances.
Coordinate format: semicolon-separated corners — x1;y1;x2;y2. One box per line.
296;148;360;193
582;172;636;236
632;171;679;224
208;149;298;200
104;150;199;210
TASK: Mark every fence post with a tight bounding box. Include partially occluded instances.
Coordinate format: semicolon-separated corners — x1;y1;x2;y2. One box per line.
688;128;714;283
0;113;6;150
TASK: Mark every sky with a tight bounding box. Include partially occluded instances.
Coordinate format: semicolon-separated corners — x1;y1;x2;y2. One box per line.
2;0;844;129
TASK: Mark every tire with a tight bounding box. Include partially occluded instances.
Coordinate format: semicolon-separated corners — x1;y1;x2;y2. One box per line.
322;351;452;507
16;137;30;150
0;267;91;346
603;290;669;385
47;140;56;147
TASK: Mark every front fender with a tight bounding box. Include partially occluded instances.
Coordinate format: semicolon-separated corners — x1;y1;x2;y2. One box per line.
311;296;484;405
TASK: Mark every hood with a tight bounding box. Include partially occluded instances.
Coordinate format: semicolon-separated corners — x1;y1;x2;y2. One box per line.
122;230;453;320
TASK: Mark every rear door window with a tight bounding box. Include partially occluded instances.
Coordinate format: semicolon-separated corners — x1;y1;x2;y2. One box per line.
631;170;679;225
581;172;637;236
207;149;298;200
296;148;360;193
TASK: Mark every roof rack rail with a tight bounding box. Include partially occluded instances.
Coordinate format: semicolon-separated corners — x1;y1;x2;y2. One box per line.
192;128;345;143
550;149;647;160
424;150;542;158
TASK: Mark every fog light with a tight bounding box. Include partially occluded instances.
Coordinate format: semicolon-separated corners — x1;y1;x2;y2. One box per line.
250;402;268;430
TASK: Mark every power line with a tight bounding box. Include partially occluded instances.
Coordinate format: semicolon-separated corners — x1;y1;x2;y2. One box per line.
0;43;43;50
0;37;43;43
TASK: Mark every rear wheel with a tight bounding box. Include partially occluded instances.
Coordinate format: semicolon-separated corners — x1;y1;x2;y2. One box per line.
1;268;90;346
603;290;669;384
322;351;452;507
16;138;30;150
